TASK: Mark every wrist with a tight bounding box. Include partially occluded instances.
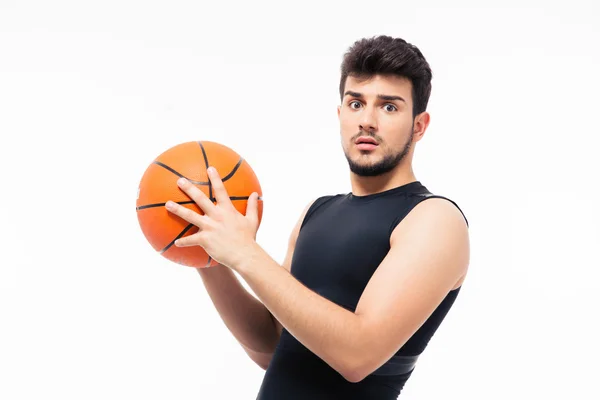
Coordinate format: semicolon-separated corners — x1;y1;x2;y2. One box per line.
233;242;266;275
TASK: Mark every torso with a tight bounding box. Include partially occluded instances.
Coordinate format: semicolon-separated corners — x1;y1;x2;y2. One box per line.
256;181;469;399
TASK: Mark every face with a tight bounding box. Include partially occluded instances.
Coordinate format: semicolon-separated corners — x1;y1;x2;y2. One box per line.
337;74;428;177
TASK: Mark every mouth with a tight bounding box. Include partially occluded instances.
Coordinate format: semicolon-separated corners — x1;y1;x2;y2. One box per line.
354;136;379;151
354;136;378;146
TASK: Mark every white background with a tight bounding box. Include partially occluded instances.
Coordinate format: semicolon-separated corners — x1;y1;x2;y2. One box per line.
1;0;599;398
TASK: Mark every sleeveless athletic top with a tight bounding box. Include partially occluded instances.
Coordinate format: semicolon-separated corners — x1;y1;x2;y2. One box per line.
256;181;468;400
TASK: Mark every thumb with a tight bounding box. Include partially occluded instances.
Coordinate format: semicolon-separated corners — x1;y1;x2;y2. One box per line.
245;192;260;227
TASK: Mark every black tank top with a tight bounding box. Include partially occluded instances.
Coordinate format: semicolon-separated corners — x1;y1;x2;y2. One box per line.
256;181;468;399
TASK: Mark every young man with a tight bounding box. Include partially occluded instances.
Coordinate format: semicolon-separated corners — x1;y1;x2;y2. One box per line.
165;35;470;399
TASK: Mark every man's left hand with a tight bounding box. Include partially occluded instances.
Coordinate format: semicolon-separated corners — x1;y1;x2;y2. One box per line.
165;166;261;269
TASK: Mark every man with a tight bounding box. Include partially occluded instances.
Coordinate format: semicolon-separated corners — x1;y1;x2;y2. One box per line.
165;35;470;399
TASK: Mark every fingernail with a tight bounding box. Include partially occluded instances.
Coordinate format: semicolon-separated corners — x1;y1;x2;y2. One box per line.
165;200;176;210
207;166;215;175
177;177;187;186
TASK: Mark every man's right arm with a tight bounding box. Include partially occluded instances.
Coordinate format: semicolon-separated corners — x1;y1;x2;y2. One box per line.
196;199;315;370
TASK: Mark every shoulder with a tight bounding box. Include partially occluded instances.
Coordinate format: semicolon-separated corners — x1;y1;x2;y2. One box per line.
391;196;469;248
413;195;468;224
408;192;469;226
300;194;344;226
389;196;470;285
288;193;340;242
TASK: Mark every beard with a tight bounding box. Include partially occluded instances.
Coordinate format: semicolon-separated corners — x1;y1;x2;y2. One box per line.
344;128;414;177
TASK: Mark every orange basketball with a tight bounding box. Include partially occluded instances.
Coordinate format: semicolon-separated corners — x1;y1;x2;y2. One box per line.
135;141;263;268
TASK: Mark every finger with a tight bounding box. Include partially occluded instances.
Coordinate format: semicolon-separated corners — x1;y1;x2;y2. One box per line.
165;201;206;227
245;192;259;226
177;177;215;214
174;233;201;247
207;167;233;208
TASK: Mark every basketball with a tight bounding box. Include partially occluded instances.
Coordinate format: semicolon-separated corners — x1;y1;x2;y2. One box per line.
135;141;263;268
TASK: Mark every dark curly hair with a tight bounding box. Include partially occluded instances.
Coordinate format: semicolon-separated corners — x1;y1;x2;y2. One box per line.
339;35;433;117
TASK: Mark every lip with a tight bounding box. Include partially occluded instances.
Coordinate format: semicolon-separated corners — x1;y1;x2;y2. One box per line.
356;143;378;151
354;136;378;145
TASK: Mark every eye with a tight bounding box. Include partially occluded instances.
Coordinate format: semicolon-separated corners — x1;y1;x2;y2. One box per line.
348;100;362;109
384;104;397;112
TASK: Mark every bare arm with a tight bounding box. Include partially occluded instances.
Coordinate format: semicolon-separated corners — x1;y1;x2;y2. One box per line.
196;266;277;369
234;198;470;382
196;200;315;369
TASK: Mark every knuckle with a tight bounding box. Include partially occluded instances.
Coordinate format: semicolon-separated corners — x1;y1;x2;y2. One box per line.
191;188;207;202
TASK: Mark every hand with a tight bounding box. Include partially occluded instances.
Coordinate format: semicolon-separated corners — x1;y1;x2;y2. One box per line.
165;166;261;269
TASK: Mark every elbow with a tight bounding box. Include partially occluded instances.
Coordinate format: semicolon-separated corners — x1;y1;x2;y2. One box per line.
339;348;417;383
337;355;372;383
341;364;369;383
337;347;394;383
335;334;377;382
335;323;384;382
342;371;367;384
241;344;275;371
257;361;270;371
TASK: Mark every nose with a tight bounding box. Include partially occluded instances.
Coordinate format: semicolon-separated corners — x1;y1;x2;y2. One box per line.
359;106;377;133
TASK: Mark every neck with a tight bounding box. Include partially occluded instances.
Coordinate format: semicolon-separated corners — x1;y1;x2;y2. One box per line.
349;163;417;197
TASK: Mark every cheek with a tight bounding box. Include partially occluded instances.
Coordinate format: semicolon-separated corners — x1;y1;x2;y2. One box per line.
340;115;356;134
381;118;411;138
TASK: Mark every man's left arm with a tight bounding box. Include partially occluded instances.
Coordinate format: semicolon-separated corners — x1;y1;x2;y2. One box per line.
234;198;470;383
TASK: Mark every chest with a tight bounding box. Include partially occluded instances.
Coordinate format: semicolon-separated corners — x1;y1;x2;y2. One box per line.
289;204;394;310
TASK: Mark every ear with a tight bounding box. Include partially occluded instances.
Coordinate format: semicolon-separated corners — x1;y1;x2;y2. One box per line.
337;105;341;119
412;112;430;142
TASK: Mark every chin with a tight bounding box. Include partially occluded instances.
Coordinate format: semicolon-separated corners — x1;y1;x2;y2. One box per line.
347;158;384;177
353;154;378;166
354;150;382;164
345;150;404;177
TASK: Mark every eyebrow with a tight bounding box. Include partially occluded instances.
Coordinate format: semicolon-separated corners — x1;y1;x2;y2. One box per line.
344;90;406;103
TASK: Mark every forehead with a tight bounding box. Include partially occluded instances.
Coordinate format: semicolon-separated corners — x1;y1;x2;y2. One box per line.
345;74;412;100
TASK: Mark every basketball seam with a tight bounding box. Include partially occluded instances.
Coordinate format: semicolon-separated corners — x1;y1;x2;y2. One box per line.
159;223;195;254
139;141;260;268
136;196;256;211
196;142;214;267
150;157;244;185
197;142;213;200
